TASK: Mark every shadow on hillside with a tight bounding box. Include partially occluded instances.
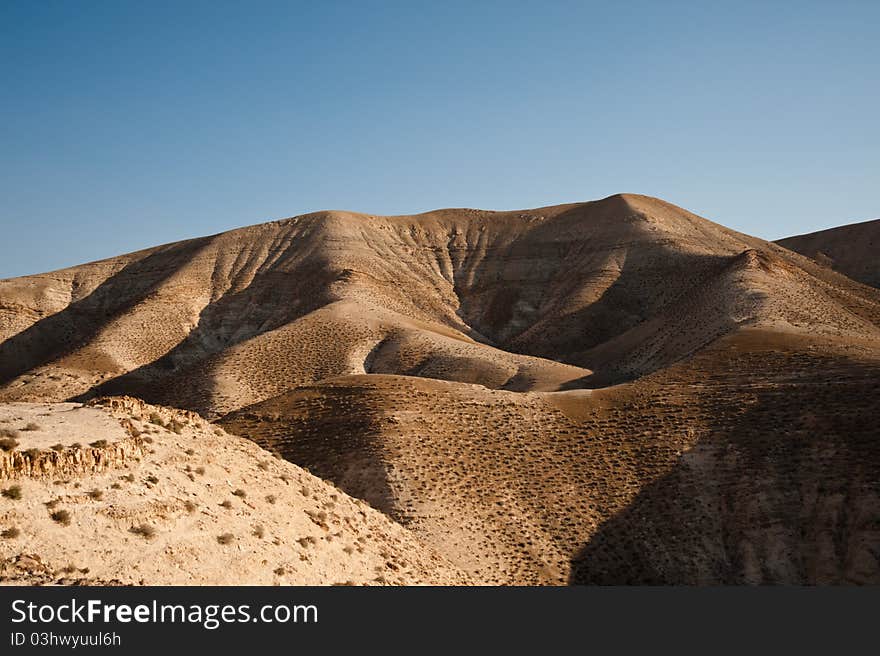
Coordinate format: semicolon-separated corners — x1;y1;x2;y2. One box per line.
79;257;336;405
0;237;215;384
568;356;880;585
221;384;397;516
450;197;742;385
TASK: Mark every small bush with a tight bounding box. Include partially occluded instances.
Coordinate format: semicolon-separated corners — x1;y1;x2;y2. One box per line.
146;474;159;485
184;500;197;513
70;442;82;449
184;448;195;456
219;500;233;509
253;525;265;539
195;466;205;475
0;427;19;439
1;485;22;500
0;437;19;451
1;527;20;539
274;566;285;576
216;533;234;545
122;473;135;483
170;420;184;434
87;489;103;501
148;412;164;426
129;524;156;540
50;443;65;452
111;482;121;490
50;509;71;526
142;435;153;444
24;448;40;459
90;440;108;448
232;489;246;498
21;422;40;431
265;494;277;504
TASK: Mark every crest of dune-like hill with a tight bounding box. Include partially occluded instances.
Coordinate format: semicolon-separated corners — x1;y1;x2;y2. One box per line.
777;218;880;290
1;194;879;414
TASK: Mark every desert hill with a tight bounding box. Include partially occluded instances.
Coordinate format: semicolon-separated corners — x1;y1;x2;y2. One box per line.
1;194;878;415
777;218;880;289
220;329;880;584
0;397;471;585
1;193;879;585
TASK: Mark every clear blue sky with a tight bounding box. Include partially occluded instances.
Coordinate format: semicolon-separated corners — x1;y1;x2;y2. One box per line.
1;1;877;278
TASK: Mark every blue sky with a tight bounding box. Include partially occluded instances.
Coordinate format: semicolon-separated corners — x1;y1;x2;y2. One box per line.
1;1;877;278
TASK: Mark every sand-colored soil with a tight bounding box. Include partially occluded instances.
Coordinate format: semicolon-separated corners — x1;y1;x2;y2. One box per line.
0;193;878;585
0;398;470;585
220;330;880;584
777;218;880;289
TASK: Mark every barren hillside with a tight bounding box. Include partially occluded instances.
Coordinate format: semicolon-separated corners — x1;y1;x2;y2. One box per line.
2;194;878;414
220;329;880;584
777;218;880;289
1;193;879;585
0;397;470;585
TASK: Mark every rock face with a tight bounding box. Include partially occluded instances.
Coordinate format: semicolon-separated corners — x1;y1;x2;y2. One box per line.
0;438;145;481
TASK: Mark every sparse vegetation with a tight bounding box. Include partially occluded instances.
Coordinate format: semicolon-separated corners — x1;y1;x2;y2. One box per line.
217;533;234;545
50;509;71;526
0;437;19;451
232;488;246;498
265;494;277;504
21;422;40;431
90;439;108;448
1;485;22;500
50;443;65;452
130;523;156;540
87;488;103;501
253;525;265;539
1;527;20;539
219;500;233;509
184;500;197;513
148;412;164;426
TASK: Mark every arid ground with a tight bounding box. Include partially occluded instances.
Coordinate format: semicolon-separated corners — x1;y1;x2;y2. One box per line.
1;193;878;584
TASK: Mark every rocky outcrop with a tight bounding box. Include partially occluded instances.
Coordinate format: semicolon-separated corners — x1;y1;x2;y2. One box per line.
0;437;145;481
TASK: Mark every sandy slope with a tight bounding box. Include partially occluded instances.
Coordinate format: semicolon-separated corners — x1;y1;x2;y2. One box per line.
777;218;880;289
0;397;470;585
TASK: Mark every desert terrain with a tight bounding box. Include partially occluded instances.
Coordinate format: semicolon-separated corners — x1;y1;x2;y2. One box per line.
1;193;878;584
777;218;880;290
